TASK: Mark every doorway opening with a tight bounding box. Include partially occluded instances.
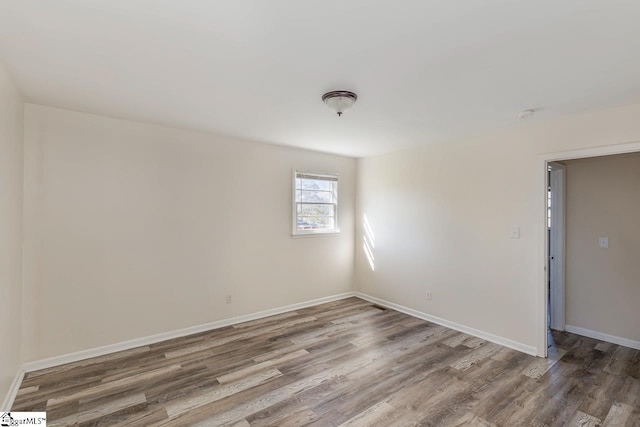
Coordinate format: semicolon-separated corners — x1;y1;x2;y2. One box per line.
539;141;640;357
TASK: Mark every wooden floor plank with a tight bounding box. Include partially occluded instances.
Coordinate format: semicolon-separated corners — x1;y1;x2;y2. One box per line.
11;297;640;426
602;401;640;426
49;393;147;427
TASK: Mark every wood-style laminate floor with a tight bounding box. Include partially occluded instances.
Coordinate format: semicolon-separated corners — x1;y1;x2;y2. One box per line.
12;297;640;426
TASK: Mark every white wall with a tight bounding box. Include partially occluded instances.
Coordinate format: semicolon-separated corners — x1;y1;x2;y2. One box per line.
23;104;355;361
565;153;640;342
355;103;640;353
0;63;23;405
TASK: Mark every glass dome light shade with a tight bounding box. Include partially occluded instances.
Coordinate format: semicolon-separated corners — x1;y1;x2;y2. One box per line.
322;91;357;116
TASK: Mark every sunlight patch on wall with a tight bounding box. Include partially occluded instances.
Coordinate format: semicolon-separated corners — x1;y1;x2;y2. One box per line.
363;214;375;271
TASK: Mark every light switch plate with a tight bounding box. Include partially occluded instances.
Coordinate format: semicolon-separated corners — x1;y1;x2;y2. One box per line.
511;227;520;239
598;237;609;249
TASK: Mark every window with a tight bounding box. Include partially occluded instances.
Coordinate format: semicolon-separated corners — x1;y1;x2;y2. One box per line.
293;170;339;235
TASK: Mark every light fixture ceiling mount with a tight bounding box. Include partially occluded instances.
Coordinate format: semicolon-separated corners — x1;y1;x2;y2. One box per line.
518;109;535;119
322;91;357;117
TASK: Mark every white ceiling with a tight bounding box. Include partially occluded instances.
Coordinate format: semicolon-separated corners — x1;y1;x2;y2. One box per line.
1;1;639;157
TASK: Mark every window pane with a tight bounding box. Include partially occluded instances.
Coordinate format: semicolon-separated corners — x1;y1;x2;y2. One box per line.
299;203;334;216
300;190;333;203
300;178;333;191
297;216;335;230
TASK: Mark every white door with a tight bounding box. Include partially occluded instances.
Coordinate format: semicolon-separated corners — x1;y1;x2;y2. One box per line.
548;162;566;331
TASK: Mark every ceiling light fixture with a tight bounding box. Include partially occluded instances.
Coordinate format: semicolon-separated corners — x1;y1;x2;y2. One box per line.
322;91;357;117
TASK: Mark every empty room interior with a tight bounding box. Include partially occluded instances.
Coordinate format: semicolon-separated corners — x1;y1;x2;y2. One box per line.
1;1;640;426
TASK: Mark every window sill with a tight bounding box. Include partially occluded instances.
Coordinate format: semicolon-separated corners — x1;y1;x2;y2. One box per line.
291;230;341;239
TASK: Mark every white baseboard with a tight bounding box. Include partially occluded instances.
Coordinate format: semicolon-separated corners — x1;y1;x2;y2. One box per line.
1;369;24;411
565;325;640;350
23;292;356;373
354;292;538;356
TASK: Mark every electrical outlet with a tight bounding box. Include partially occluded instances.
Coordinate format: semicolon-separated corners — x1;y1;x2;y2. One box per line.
226;295;232;304
426;291;432;301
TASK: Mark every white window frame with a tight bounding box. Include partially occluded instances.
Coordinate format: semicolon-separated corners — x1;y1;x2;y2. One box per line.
292;170;340;236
